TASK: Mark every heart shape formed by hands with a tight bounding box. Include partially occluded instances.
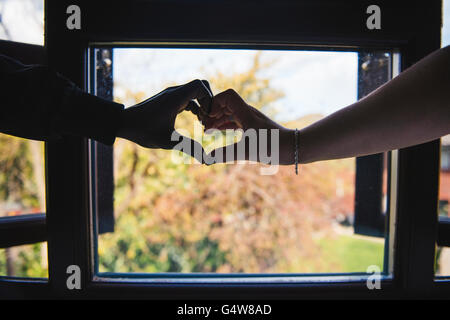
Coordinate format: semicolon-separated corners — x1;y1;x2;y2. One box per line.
117;80;292;166
197;88;290;165
117;79;213;163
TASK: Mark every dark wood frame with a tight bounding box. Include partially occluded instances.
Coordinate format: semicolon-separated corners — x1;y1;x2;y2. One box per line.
0;0;447;299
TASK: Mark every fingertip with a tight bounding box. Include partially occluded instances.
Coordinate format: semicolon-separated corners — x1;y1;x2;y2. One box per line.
200;79;213;96
209;107;223;118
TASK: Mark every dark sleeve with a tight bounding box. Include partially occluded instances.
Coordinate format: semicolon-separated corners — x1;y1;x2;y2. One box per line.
0;54;124;145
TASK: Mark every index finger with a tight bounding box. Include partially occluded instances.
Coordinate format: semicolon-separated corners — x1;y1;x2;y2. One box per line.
174;79;213;113
210;89;250;125
206;142;248;164
167;129;208;164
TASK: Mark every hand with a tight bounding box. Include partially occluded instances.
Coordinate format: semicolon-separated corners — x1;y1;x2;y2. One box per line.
202;89;281;131
202;89;295;164
117;79;212;162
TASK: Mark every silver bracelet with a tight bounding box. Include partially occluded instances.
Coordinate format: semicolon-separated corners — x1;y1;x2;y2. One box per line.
294;128;299;175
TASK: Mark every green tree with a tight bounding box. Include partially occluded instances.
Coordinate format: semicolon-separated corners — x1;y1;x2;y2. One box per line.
99;52;289;273
0;135;47;277
97;51;360;274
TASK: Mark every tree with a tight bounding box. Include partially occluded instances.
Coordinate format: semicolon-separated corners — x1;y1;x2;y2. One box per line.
0;135;46;276
98;52;356;274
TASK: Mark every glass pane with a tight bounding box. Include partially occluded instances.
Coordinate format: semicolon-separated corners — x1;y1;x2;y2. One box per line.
436;135;450;277
435;0;450;278
0;0;44;45
0;0;46;279
436;246;450;276
0;242;48;278
0;0;46;218
94;48;392;275
0;135;45;217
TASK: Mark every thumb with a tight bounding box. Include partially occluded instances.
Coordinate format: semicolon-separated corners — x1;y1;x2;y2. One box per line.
167;130;207;164
207;139;256;164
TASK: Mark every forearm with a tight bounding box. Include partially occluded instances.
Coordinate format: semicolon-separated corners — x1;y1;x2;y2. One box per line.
0;54;124;145
281;46;450;164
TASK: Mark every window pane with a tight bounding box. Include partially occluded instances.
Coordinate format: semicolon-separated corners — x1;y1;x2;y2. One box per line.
0;0;46;277
435;0;450;278
0;242;48;278
0;0;46;216
95;48;390;275
0;135;45;217
0;0;44;45
436;135;450;277
436;246;450;276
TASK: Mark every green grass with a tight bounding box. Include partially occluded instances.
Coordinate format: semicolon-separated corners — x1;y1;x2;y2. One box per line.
316;234;384;273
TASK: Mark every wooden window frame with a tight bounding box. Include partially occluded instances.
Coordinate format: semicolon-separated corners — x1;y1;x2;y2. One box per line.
1;0;448;299
0;41;47;249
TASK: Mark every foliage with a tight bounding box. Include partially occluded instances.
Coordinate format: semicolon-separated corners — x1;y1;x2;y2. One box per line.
0;52;382;278
0;135;46;277
98;53;363;274
0;136;40;208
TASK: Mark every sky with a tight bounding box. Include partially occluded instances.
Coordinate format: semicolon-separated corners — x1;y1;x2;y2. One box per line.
0;0;43;45
1;0;450;121
113;48;358;122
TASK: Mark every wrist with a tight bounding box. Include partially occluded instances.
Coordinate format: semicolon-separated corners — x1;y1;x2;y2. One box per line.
279;128;296;165
116;108;133;141
279;127;315;165
297;127;316;164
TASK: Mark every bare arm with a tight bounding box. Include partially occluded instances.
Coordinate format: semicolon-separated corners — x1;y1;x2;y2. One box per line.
296;45;450;164
205;46;450;165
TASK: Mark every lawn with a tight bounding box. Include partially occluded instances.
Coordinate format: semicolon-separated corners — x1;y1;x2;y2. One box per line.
316;234;385;273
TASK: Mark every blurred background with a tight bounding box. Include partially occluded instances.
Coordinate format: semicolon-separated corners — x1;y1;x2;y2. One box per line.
99;48;373;274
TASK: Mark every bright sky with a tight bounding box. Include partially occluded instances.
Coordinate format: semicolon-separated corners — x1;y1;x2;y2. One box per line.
1;0;450;122
113;48;358;122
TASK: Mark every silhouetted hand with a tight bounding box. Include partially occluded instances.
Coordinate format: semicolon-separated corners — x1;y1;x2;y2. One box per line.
201;89;294;164
202;89;281;131
117;79;212;162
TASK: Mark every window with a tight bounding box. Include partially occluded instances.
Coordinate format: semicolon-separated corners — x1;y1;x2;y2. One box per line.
1;0;446;299
435;0;450;277
0;0;47;278
0;0;44;46
92;47;396;277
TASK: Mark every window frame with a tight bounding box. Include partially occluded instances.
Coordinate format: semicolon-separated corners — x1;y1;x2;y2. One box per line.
0;213;46;248
88;44;400;285
0;40;115;250
353;51;396;239
0;41;48;250
1;0;447;299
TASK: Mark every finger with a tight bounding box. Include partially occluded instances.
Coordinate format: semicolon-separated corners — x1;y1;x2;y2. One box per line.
209;106;233;119
184;100;200;115
209;106;225;119
206;114;241;131
199;80;213;114
166;130;207;164
174;79;213;113
185;99;210;120
210;89;248;121
201;115;218;130
132;85;181;108
185;100;210;126
204;121;241;131
215;122;241;131
208;140;248;164
200;80;213;96
205;119;241;131
209;101;226;118
153;85;181;98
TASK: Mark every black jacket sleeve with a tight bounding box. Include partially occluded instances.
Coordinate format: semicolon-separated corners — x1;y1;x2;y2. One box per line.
0;54;124;145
